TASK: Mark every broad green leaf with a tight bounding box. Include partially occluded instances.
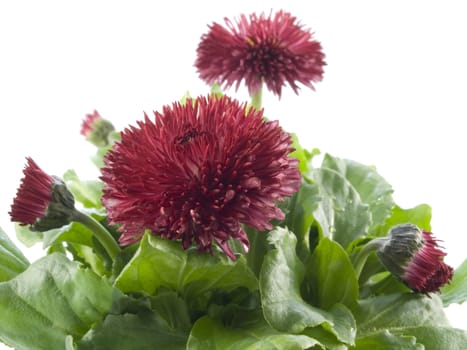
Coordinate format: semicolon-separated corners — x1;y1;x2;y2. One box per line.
307;237;358;309
115;234;258;297
374;204;432;236
0;226;29;282
260;227;356;345
392;326;467;350
308;167;371;248
322;154;395;231
76;292;191;350
355;293;450;334
0;253;119;350
63;169;103;209
352;329;423;350
187;313;323;350
441;258;467;305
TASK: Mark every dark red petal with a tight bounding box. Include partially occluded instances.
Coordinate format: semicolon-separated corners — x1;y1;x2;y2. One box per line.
9;158;55;225
403;231;453;293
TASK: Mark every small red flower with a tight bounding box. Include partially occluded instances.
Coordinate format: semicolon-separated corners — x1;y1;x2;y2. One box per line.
81;110;115;147
195;10;325;97
101;95;301;259
9;158;76;231
377;224;453;293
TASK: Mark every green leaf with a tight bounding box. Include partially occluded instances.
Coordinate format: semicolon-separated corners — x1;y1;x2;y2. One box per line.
354;294;467;348
307;237;358;309
392;326;467;350
260;227;356;345
69;243;110;277
187;312;323;350
351;329;423;350
0;253;119;350
76;292;191;350
32;221;113;276
321;154;395;231
282;180;321;260
0;226;29;282
289;134;319;174
15;222;43;247
210;83;223;98
42;222;94;248
355;293;450;334
63;169;103;209
374;204;432;236
115;234;258;298
308;166;371;248
244;225;268;277
441;258;467;305
302;327;348;350
180;90;193;104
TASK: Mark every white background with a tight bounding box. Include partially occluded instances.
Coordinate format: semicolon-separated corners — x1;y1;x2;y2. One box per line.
0;1;466;347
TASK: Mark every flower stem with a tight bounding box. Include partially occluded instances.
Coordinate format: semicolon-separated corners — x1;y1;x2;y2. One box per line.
72;210;121;260
250;86;263;110
352;238;386;280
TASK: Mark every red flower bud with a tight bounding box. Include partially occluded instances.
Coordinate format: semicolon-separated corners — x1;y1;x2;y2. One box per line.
377;223;453;293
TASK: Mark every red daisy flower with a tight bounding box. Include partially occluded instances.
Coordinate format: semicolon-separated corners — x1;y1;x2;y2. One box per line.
81;110;115;147
377;223;453;293
9;158;76;231
195;10;325;97
100;95;301;259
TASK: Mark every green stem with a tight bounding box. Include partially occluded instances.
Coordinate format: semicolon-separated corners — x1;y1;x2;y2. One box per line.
352;238;386;280
72;210;121;260
250;85;263;111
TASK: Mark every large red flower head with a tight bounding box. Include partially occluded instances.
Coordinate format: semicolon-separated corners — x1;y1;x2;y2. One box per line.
377;223;453;293
101;95;301;259
195;10;325;97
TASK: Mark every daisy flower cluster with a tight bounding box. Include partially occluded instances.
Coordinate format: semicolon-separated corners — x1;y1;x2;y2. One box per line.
3;9;463;350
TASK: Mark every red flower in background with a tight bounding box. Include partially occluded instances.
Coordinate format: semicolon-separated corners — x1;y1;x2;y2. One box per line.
81;110;115;147
80;110;102;138
9;158;76;231
195;10;325;97
377;224;453;293
101;95;301;259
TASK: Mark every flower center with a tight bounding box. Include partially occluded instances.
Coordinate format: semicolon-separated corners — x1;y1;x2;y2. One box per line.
174;128;206;145
246;38;285;76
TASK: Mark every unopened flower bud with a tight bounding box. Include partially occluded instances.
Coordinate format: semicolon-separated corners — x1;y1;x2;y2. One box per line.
377;223;453;293
81;110;115;147
9;158;77;232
